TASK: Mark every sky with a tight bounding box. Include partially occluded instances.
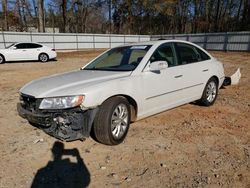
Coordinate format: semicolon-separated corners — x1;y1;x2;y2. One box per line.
44;0;50;9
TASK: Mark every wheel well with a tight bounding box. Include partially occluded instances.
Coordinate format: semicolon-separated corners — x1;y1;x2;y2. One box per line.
211;76;219;85
0;53;5;62
39;53;48;57
0;53;5;59
104;95;138;122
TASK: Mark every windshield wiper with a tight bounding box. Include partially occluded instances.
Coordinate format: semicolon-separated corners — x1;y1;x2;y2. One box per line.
82;67;99;71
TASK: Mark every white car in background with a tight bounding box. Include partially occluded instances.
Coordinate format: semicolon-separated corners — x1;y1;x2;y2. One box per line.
17;40;225;145
0;42;57;64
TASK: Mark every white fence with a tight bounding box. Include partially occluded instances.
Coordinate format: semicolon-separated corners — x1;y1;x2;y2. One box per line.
152;32;250;51
0;32;150;50
0;31;249;51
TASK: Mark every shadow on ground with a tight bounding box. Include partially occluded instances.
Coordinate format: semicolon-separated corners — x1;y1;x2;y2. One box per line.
2;59;57;64
31;141;90;188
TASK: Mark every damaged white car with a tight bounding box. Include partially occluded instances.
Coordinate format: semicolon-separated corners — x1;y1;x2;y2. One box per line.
18;40;226;145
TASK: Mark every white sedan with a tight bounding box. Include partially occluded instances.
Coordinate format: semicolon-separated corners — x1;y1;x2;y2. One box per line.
0;42;57;64
17;40;225;145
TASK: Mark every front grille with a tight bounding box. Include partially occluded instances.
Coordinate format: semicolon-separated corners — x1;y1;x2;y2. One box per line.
20;94;39;112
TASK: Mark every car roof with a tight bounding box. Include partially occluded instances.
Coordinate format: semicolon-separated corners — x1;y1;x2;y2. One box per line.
118;39;213;59
15;42;42;45
120;39;199;47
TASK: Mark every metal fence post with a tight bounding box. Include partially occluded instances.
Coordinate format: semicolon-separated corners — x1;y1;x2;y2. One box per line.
76;33;79;51
109;34;111;48
204;33;208;50
93;34;95;50
223;32;228;51
248;33;250;52
30;32;33;42
52;32;55;49
2;31;6;48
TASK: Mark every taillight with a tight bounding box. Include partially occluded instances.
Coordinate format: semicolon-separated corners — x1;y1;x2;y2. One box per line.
51;49;56;51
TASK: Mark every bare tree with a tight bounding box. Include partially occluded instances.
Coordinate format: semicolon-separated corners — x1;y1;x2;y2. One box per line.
61;0;67;32
1;0;249;34
31;0;39;29
2;0;9;30
38;0;45;32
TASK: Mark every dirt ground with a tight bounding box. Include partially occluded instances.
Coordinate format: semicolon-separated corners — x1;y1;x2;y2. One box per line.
0;50;249;188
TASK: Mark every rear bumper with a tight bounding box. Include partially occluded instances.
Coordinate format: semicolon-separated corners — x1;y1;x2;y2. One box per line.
17;103;97;141
49;51;57;59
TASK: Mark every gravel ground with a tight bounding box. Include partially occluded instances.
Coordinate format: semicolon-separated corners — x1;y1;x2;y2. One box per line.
0;50;249;188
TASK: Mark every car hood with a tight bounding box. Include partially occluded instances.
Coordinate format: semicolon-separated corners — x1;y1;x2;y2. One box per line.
20;70;131;98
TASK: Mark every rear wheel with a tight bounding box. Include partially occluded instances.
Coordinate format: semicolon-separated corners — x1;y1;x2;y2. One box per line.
39;53;49;63
199;77;218;106
0;54;5;64
92;96;131;145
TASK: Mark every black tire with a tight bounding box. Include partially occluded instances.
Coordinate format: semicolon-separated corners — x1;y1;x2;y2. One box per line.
39;53;49;63
199;77;218;106
92;96;131;145
0;54;5;64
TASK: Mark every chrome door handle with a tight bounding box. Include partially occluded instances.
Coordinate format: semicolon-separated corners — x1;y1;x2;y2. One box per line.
22;50;27;51
174;75;183;78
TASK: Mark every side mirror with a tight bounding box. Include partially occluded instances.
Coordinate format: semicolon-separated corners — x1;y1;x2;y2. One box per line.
12;46;17;50
149;61;168;72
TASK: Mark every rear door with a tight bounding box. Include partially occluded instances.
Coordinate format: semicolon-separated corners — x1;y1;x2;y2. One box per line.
25;43;43;60
173;42;212;100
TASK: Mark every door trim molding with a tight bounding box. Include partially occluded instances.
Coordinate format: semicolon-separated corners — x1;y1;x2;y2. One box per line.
146;83;204;100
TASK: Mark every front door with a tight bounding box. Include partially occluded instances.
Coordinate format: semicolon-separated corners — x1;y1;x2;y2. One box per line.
141;43;186;116
11;43;30;60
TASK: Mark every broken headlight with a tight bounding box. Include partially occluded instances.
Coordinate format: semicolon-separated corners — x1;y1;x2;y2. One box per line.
39;96;84;109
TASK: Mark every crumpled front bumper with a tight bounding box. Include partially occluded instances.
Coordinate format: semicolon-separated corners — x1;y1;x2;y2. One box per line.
17;103;97;141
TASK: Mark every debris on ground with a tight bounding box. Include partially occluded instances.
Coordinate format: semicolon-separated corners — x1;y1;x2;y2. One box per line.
33;138;44;144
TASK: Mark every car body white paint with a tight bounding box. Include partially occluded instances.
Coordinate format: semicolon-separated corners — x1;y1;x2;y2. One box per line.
20;40;225;120
0;42;57;62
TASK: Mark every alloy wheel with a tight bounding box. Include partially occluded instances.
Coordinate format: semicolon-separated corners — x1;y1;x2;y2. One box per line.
111;104;129;140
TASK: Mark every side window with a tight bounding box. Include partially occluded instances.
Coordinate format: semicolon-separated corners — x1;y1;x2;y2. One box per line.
150;43;177;67
176;43;201;64
26;43;42;48
15;43;27;49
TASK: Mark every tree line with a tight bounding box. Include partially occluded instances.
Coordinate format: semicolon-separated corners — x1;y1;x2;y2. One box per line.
1;0;249;34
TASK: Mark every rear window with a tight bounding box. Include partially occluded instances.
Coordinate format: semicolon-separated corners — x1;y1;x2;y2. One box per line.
176;43;210;64
196;48;211;61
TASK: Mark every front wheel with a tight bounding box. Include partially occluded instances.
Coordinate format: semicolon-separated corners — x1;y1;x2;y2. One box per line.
199;77;218;106
92;96;131;145
39;53;49;63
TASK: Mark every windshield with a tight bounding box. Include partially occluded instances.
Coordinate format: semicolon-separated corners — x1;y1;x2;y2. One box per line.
84;45;152;71
6;43;15;49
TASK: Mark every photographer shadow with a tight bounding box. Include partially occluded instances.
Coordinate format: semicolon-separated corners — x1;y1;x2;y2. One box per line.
31;141;90;188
